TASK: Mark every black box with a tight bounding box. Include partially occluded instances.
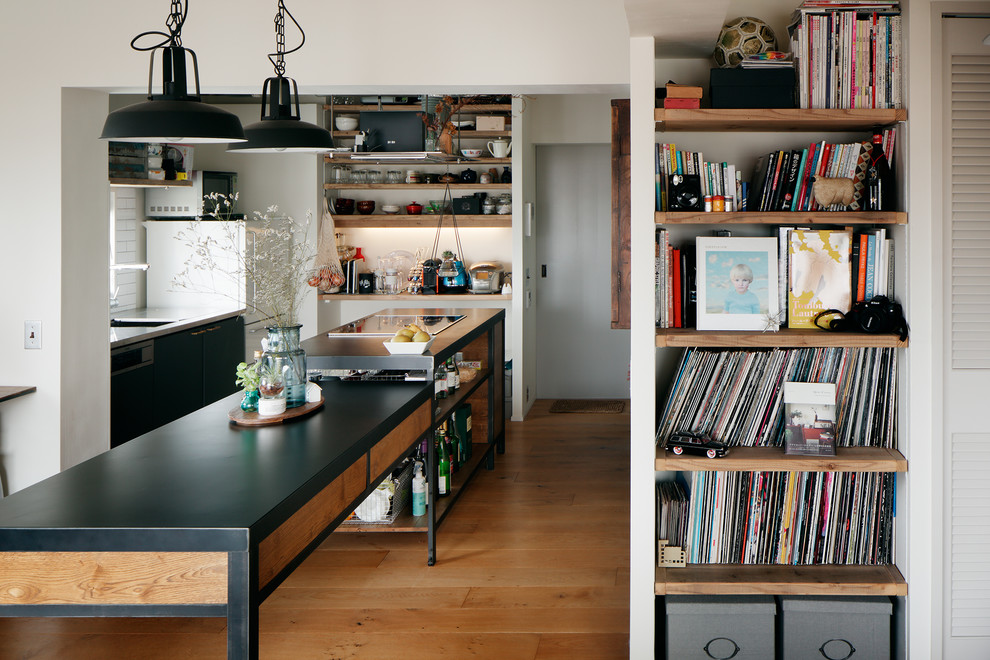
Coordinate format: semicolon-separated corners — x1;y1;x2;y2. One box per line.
454;196;481;215
710;68;796;109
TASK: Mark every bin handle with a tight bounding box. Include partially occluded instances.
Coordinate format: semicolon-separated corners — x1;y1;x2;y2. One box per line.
704;637;740;659
819;638;856;659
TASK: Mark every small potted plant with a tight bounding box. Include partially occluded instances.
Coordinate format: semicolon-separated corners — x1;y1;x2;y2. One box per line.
235;359;261;412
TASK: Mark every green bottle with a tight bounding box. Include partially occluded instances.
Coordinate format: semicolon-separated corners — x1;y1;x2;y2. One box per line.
438;428;451;497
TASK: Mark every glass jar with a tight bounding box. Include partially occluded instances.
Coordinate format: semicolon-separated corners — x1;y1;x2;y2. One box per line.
257;365;286;416
260;325;307;409
386;170;403;184
481;198;496;215
367;169;382;184
351;169;368;184
330;164;351;184
496;193;512;215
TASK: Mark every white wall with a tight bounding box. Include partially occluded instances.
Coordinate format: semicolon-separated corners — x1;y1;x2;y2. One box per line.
0;0;630;493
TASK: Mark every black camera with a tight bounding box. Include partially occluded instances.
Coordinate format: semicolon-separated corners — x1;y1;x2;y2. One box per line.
668;174;702;211
814;295;908;340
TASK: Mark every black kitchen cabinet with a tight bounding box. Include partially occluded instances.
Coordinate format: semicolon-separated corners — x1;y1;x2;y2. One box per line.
202;317;245;403
110;341;155;448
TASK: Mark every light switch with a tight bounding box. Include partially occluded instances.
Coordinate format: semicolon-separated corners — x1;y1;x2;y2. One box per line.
24;321;41;349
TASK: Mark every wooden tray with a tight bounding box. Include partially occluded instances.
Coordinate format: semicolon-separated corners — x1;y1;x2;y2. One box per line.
228;397;324;426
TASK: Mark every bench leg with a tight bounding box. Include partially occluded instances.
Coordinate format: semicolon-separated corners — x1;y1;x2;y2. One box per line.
227;551;258;660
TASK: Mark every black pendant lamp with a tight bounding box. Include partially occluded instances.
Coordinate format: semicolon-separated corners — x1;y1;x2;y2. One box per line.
227;1;333;153
100;1;246;144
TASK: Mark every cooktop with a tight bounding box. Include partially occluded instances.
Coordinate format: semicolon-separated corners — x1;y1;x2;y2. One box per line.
327;313;466;337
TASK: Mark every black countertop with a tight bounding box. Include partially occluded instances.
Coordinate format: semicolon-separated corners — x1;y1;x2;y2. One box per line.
0;380;431;552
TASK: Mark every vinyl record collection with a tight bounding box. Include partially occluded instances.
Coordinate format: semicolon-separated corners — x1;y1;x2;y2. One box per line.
657;481;690;548
661;470;895;565
656;347;897;448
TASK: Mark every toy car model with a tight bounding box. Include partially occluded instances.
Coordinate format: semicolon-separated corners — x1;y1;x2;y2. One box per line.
665;431;728;459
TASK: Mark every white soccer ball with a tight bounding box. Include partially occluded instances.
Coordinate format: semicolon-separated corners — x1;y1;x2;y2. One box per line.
713;16;777;68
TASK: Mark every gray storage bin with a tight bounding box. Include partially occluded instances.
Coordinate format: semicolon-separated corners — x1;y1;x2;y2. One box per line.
665;595;775;660
779;596;892;660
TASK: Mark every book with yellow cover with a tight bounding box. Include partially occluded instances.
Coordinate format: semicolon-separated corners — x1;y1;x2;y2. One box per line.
787;229;852;329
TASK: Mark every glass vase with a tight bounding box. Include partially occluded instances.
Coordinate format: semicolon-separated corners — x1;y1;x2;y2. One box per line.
261;325;307;409
240;389;260;412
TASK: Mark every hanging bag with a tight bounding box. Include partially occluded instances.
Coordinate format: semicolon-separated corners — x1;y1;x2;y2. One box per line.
309;197;346;293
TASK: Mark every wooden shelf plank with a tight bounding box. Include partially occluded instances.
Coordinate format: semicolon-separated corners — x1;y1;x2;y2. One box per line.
336;442;491;533
325;104;511;113
655;564;907;596
324;183;511;190
655;328;908;348
0;386;36;403
325;156;511;165
318;293;511;302
451;130;512;139
655;445;907;472
655;108;908;132
332;215;511;228
657;211;907;225
109;178;192;188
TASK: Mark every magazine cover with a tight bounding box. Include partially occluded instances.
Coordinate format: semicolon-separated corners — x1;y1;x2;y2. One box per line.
783;381;837;456
788;229;852;329
696;236;779;331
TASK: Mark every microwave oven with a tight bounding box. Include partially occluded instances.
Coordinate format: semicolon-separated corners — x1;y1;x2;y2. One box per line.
145;170;237;218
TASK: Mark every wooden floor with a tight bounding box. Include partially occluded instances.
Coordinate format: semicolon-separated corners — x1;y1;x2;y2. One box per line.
0;400;630;659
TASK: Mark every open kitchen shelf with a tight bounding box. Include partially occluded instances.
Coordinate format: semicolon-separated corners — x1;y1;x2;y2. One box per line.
325;156;512;166
331;215;511;228
326;103;511;114
109;178;192;188
325;183;511;191
655;328;908;348
0;386;36;403
655;445;907;472
318;293;510;302
655;564;907;596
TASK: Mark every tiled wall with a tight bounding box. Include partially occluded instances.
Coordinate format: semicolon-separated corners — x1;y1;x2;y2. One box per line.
111;188;142;311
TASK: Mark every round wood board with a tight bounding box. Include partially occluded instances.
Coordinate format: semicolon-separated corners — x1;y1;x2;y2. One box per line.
228;397;324;427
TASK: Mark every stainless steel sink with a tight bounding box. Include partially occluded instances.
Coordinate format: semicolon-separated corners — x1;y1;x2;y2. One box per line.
110;319;173;328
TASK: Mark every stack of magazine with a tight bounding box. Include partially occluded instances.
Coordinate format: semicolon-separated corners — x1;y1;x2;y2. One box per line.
657;481;690;547
675;470;895;565
656;346;898;449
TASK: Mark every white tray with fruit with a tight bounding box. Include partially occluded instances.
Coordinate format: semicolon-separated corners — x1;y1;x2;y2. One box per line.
382;324;434;355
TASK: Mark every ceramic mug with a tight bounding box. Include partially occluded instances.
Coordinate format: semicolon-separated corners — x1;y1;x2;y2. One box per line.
487;139;512;158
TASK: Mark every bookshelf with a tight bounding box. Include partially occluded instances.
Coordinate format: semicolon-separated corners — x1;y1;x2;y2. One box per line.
652;108;908;603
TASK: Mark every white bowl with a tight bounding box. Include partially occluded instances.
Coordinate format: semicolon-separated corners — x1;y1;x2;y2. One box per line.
335;116;359;131
451;119;475;128
460;148;483;158
381;204;400;214
382;338;434;354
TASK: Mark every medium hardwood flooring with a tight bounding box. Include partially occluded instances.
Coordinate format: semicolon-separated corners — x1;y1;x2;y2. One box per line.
0;400;630;659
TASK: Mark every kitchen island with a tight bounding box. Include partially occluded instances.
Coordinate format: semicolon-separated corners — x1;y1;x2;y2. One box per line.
0;308;504;659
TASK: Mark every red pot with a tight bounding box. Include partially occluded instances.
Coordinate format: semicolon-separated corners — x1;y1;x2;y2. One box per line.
406;202;423;215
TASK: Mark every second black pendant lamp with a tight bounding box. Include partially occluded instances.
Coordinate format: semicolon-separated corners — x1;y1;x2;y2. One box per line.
228;1;334;153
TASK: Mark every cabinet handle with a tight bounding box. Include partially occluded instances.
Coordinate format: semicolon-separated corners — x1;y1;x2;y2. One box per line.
190;330;207;336
206;326;221;332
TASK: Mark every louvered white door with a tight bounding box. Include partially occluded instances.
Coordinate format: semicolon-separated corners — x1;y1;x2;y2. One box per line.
943;15;990;659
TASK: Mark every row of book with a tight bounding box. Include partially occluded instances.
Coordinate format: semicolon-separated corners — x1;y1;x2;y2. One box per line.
655;346;898;449
750;130;895;212
657;481;690;548
788;0;902;109
655;144;741;212
655;227;895;330
669;470;895;565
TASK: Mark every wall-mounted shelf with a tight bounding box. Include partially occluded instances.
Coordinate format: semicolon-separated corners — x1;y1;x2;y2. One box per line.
655;108;908;132
325;156;511;166
332;215;511;228
657;211;907;225
109;178;192;188
319;293;511;302
324;183;511;191
656;564;907;596
325;104;511;114
655;328;908;348
655;445;907;472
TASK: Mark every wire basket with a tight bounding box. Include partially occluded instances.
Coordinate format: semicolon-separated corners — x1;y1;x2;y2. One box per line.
341;460;414;525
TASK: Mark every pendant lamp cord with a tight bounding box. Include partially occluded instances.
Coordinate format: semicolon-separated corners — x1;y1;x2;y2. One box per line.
269;1;305;76
130;0;188;51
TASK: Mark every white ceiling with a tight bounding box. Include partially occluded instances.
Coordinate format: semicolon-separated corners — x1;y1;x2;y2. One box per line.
624;0;732;57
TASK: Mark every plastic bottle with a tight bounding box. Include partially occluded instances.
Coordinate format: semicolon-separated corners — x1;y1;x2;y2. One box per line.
412;462;426;516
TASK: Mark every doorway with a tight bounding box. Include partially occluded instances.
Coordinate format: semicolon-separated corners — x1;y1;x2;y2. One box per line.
534;144;630;399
